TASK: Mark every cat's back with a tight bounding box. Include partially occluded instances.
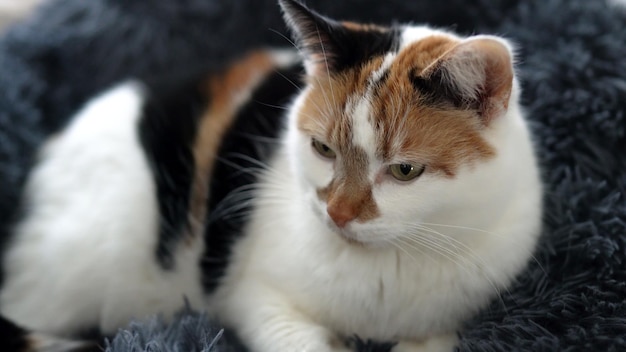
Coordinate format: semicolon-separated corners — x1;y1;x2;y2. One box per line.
0;49;303;338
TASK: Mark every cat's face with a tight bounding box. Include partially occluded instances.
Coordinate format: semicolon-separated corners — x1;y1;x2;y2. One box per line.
281;0;514;246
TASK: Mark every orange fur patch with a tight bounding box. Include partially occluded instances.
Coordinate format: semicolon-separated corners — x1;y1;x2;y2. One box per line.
316;138;381;226
300;58;385;224
399;36;459;73
295;34;503;226
299;35;495;181
374;36;496;176
298;56;385;145
188;51;280;239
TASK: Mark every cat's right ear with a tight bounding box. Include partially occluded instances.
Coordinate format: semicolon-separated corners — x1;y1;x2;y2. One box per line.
413;36;514;124
279;0;396;76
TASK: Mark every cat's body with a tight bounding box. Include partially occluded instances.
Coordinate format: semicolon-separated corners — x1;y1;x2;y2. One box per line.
0;49;301;349
210;2;542;350
0;1;542;351
0;82;207;335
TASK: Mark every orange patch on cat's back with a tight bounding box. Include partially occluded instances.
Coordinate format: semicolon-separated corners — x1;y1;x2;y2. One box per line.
188;51;283;240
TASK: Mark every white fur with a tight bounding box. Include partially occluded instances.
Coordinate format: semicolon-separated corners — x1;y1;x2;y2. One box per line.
349;53;398;178
350;98;377;158
0;83;205;336
212;26;542;352
345;95;381;180
400;26;458;50
370;53;396;83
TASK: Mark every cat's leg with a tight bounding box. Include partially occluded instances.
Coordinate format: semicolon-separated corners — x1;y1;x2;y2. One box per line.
220;285;350;352
241;315;350;352
391;333;458;352
237;306;351;352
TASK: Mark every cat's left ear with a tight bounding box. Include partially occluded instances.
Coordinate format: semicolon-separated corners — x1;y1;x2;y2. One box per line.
415;36;514;124
279;0;396;76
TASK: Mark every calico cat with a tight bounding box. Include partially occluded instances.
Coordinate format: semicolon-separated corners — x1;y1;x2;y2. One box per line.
0;0;543;351
209;0;543;351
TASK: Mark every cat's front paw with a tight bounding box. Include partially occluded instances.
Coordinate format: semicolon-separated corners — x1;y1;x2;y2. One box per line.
274;337;352;352
391;333;458;352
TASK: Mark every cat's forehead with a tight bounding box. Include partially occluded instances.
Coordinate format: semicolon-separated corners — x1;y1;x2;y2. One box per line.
296;26;494;176
301;26;459;93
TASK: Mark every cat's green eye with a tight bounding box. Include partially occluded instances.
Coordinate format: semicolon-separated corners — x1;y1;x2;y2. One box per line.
312;139;336;159
389;163;425;181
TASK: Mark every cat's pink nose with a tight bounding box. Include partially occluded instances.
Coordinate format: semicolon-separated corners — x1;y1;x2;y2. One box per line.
327;204;356;228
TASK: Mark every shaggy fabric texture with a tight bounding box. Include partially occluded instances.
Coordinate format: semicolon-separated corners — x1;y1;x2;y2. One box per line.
0;0;625;351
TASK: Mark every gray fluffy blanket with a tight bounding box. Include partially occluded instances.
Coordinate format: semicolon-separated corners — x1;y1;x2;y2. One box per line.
0;0;624;351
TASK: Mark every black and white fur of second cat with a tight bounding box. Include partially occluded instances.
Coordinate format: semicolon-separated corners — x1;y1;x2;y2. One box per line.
0;1;542;351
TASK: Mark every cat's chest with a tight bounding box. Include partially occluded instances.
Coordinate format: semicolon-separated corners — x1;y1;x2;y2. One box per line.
303;244;464;336
227;151;484;341
248;202;467;340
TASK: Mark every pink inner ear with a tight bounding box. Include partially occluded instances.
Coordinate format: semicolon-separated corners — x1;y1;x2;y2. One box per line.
441;38;514;123
473;39;514;123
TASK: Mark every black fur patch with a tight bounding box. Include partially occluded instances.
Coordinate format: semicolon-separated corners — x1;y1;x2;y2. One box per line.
201;64;303;292
411;67;468;109
281;0;400;73
0;315;29;352
138;72;210;269
321;24;400;73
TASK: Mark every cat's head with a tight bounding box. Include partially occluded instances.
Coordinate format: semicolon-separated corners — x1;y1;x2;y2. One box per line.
280;0;517;247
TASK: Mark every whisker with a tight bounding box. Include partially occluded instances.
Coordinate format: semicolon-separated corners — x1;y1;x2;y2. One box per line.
397;233;508;310
316;27;339;113
419;221;547;277
396;235;475;276
389;237;437;266
232;131;282;145
272;69;304;93
397;222;510;282
209;191;292;222
269;28;305;57
267;28;332;121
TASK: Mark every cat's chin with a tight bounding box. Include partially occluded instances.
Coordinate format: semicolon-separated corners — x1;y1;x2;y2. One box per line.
338;231;389;249
325;220;387;248
335;228;367;246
